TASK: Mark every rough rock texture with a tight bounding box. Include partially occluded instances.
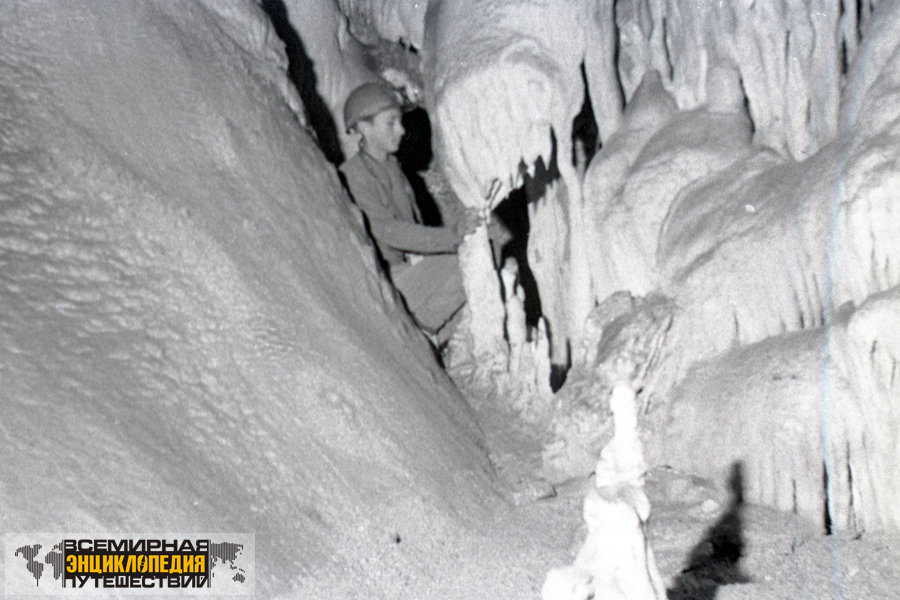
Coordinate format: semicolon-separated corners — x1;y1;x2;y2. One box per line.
653;286;900;534
580;0;900;536
615;0;852;160
336;0;428;49
585;70;753;306
651;0;900;387
277;0;380;160
0;2;502;596
423;0;589;206
423;0;602;371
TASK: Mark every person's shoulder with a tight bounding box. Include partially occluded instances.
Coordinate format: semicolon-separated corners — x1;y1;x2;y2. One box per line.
341;151;377;184
339;151;363;172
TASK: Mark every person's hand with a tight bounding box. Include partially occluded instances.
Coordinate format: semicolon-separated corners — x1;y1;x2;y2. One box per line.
454;208;482;243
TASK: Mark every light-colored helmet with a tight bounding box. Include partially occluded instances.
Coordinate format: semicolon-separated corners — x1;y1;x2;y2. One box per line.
343;82;400;131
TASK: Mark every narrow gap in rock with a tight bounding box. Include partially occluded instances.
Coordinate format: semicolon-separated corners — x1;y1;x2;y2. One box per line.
740;75;756;135
396;107;442;226
611;16;626;123
260;0;344;165
493;187;542;330
823;461;834;535
841;38;850;75
785;31;791;68
847;441;856;531
662;17;674;80
572;62;599;170
857;0;865;40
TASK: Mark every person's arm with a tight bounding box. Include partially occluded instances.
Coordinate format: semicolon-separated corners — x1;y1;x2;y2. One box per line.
366;215;459;254
342;159;460;255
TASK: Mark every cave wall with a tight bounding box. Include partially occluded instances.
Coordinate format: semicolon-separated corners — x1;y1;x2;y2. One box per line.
334;0;900;534
610;0;900;532
336;0;428;49
0;1;500;595
615;0;849;160
274;0;382;161
585;0;900;388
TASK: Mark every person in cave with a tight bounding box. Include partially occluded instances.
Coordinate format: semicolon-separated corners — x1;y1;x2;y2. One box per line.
339;82;478;345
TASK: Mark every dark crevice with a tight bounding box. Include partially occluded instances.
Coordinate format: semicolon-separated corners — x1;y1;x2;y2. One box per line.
549;348;570;392
662;17;673;81
492;133;572;390
847;442;856;532
857;0;865;41
610;3;626;120
841;38;850;75
493;189;542;328
824;461;833;535
525;131;570;390
261;0;344;165
521;132;561;201
395;107;442;226
739;75;755;135
572;62;599;169
785;31;791;71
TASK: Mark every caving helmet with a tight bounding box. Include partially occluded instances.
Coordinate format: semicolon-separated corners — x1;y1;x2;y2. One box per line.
343;82;401;132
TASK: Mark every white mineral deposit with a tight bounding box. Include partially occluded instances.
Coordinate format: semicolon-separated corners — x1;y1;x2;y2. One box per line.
3;0;899;598
542;384;665;600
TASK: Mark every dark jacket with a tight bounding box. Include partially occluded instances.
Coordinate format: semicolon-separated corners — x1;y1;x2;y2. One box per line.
340;151;458;265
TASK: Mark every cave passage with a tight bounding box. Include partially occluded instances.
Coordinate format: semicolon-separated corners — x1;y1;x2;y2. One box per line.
395;106;443;226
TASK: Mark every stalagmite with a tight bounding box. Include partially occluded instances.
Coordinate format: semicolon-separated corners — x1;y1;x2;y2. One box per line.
453;216;510;373
542;384;665;600
528;180;572;370
502;258;527;375
499;258;553;400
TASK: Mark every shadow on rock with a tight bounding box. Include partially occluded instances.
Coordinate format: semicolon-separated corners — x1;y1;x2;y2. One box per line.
668;462;752;600
261;0;344;165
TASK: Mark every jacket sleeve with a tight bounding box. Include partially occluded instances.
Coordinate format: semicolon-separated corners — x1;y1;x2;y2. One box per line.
341;160;460;255
365;216;459;254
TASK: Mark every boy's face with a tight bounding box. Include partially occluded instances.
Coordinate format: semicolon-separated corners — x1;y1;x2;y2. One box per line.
357;108;405;158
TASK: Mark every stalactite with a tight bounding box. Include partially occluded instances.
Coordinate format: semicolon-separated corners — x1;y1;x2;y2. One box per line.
611;0;845;160
424;0;598;386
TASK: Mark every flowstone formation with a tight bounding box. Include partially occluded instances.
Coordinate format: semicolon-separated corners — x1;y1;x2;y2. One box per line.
331;0;900;540
423;0;613;376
